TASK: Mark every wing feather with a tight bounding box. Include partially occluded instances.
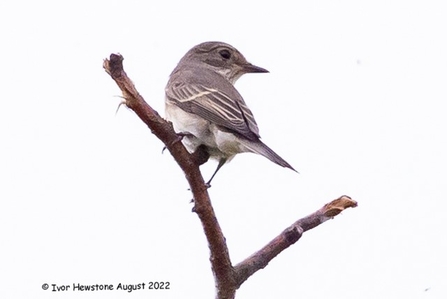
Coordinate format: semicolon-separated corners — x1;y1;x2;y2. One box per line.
166;82;260;140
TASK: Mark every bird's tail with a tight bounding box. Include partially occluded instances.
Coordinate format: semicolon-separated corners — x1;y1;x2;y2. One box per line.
240;139;297;172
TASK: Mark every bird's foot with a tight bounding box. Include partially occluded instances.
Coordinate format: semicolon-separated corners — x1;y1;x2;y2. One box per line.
162;131;193;153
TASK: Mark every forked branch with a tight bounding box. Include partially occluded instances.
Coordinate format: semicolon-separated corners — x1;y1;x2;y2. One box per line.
104;54;357;299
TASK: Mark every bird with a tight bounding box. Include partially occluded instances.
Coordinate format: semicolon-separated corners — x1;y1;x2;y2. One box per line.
165;41;295;185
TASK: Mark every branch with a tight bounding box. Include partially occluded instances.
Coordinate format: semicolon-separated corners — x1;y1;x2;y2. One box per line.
233;195;357;287
103;54;236;299
103;54;357;299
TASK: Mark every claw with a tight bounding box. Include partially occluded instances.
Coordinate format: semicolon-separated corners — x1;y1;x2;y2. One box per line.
172;132;191;145
162;132;192;154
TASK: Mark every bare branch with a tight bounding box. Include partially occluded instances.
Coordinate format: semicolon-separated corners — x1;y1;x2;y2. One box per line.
234;195;357;288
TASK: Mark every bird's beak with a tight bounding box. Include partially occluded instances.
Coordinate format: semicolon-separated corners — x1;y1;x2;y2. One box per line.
242;63;269;73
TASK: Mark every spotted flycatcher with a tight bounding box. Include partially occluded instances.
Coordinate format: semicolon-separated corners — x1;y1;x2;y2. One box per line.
165;41;295;185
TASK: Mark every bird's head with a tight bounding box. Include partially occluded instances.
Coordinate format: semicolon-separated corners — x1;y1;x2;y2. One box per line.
179;41;268;84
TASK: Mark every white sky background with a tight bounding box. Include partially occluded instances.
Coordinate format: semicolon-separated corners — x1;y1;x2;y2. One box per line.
1;1;446;298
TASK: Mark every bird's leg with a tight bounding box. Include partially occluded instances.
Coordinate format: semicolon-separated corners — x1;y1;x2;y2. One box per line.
206;158;227;188
162;131;194;153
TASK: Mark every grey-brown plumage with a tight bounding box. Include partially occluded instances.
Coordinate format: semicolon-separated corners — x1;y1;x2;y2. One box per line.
165;41;295;184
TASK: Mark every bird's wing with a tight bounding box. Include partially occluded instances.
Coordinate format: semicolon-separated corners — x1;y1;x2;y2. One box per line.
166;82;260;140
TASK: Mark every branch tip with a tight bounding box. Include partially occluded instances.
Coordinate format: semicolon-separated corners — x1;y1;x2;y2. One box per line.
323;195;357;217
103;53;124;78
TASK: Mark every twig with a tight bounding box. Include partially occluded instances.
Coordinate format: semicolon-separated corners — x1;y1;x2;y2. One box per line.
233;195;357;287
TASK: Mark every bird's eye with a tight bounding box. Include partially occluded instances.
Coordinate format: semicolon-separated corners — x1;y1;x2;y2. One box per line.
219;49;231;59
